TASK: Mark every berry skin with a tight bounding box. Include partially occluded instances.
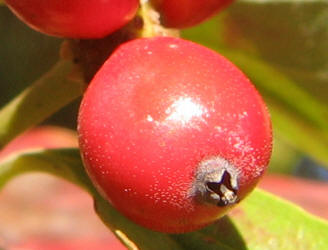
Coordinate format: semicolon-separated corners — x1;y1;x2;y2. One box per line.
78;37;272;233
150;0;234;28
4;0;139;38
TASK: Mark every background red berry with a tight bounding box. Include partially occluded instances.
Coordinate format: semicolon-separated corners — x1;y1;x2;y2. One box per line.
4;0;139;38
78;37;272;233
0;126;78;160
150;0;234;28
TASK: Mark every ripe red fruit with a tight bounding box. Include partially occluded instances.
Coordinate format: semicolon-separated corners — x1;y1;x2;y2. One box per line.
4;0;139;38
150;0;234;28
78;37;272;233
0;126;78;161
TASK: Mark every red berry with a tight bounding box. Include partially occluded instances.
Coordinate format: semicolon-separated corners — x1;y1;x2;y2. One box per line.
78;37;272;233
0;126;78;161
150;0;234;28
4;0;139;38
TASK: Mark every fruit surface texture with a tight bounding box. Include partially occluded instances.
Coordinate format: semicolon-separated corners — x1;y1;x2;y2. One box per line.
78;37;272;233
150;0;234;28
5;0;139;38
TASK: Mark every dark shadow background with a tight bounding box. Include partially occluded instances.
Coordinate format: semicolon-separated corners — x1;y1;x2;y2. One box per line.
0;6;80;130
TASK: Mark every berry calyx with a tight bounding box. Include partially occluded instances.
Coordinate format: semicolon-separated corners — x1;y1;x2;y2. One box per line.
4;0;139;38
191;157;239;207
78;36;272;233
150;0;234;28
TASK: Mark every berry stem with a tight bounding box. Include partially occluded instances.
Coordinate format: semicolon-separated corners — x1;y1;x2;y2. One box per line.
67;0;179;83
138;0;179;38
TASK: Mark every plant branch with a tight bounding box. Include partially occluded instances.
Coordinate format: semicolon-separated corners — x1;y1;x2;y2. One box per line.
0;59;84;149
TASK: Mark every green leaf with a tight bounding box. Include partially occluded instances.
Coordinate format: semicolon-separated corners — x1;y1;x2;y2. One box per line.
223;0;328;104
229;189;328;250
182;16;328;166
1;148;328;249
0;59;84;149
171;216;247;250
175;189;328;249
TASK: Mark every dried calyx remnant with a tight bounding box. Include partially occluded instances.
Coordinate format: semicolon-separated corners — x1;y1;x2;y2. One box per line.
191;156;239;206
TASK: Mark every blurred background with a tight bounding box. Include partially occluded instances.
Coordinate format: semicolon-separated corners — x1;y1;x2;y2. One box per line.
1;1;328;249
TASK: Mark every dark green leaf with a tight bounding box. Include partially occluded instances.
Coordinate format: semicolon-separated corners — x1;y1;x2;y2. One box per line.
223;0;328;104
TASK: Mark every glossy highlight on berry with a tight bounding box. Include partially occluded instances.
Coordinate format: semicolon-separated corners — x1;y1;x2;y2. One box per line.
78;36;272;233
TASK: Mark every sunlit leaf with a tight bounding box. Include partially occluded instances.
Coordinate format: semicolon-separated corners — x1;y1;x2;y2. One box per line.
229;189;328;250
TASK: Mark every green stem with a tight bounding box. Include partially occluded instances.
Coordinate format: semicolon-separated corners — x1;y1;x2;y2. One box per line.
0;59;84;149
